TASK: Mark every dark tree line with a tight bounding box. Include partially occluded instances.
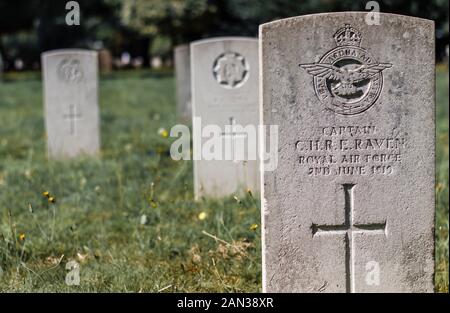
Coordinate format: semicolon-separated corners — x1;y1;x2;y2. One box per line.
0;0;448;70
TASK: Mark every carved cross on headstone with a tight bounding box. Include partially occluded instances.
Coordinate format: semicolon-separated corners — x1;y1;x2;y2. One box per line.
63;104;82;135
221;117;248;162
311;184;387;293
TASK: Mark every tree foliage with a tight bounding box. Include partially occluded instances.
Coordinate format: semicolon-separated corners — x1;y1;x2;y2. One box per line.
0;0;448;69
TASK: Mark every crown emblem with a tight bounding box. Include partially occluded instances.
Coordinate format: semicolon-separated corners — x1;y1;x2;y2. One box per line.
333;24;362;47
300;24;392;115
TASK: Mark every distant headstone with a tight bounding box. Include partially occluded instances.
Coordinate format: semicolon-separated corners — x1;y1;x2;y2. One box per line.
42;49;101;158
98;49;113;73
446;44;449;68
14;59;24;71
132;57;144;69
0;52;3;79
151;56;163;69
121;52;131;66
261;13;435;292
191;37;260;199
174;44;192;122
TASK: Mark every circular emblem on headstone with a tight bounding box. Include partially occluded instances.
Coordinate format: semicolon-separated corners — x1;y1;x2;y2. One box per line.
300;25;392;115
212;52;249;89
58;59;84;83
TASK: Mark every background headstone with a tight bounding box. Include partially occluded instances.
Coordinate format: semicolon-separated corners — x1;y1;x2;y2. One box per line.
42;49;101;159
0;52;3;80
261;13;435;292
98;49;113;73
174;44;192;122
191;37;260;199
151;56;163;69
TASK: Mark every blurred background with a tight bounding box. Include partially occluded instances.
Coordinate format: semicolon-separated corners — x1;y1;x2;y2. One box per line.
0;0;448;72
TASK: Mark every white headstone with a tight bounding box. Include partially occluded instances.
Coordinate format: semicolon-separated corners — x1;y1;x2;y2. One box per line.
191;37;260;199
42;49;101;159
174;44;192;122
151;56;163;69
260;13;435;292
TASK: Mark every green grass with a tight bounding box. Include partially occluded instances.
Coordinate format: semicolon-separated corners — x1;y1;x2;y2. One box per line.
0;67;448;292
0;70;261;292
435;65;449;293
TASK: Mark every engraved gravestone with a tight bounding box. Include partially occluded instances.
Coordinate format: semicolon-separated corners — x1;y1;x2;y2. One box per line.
191;37;260;199
42;50;100;158
261;13;435;292
174;45;192;122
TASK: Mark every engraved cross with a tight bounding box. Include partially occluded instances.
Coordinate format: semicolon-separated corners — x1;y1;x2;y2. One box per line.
221;117;247;162
63;104;82;135
311;184;386;293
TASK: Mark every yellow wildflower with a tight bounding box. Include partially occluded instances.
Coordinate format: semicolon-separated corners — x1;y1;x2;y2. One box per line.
250;224;259;231
158;128;169;138
436;183;445;193
150;199;158;208
198;212;207;221
19;233;26;241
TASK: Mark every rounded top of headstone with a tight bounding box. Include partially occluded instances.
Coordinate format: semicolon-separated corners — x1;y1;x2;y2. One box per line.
174;44;190;52
191;37;258;48
259;12;434;31
42;49;98;59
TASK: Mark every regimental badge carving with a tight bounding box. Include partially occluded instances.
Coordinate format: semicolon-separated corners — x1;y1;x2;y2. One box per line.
300;24;392;115
58;59;84;83
213;52;249;89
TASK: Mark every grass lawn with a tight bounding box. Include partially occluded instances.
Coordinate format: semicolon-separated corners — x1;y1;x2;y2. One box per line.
0;67;448;292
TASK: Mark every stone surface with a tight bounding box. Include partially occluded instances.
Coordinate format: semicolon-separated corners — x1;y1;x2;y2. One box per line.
191;37;260;199
42;49;101;159
260;13;435;292
174;44;192;122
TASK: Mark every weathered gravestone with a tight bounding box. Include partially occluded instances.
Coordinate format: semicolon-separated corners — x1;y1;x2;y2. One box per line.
98;49;113;73
174;44;192;122
260;13;435;292
191;37;260;199
42;49;101;159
